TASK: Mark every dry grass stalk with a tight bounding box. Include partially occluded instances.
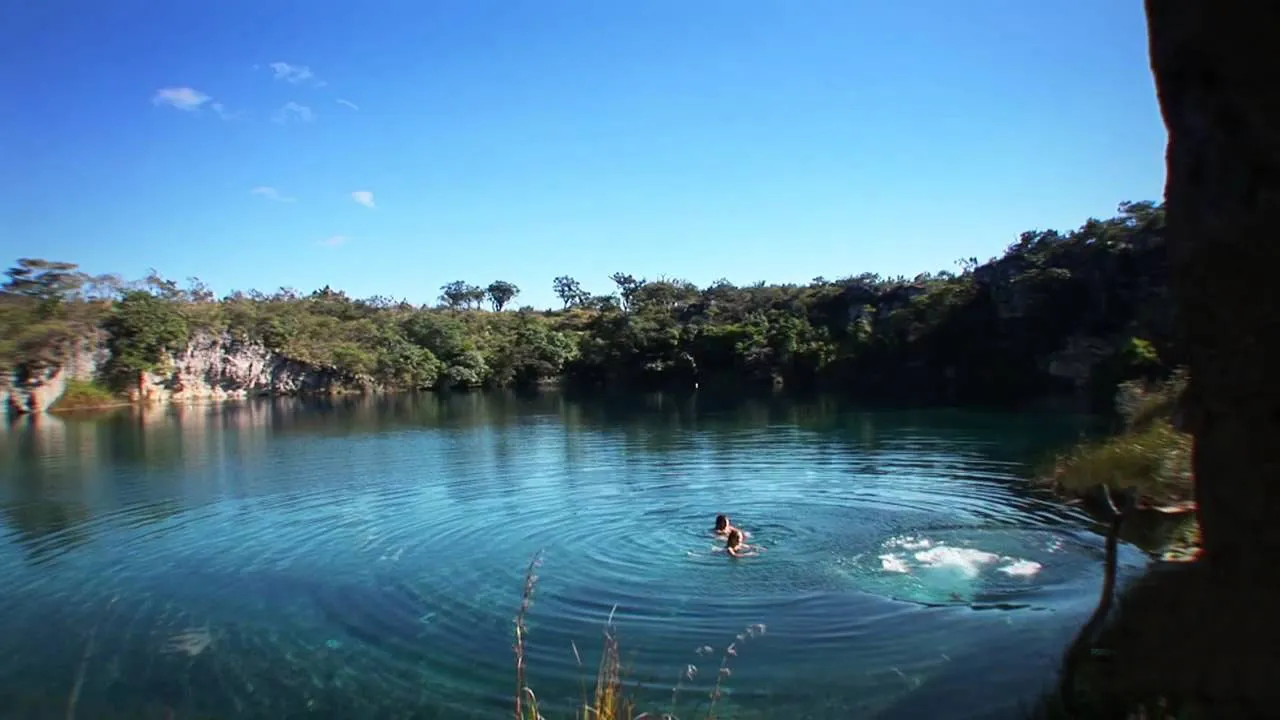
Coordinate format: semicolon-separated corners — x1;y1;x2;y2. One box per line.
704;623;765;719
515;551;545;720
579;604;642;720
513;552;765;720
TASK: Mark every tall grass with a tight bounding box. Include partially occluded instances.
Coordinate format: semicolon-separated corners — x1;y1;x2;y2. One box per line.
515;552;542;720
513;553;765;720
1040;369;1193;507
1044;421;1192;505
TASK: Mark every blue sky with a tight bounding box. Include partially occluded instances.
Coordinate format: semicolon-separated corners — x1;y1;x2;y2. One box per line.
3;0;1165;309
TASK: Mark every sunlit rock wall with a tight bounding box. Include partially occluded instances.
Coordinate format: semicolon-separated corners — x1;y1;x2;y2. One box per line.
1;333;109;415
3;331;367;415
133;332;363;405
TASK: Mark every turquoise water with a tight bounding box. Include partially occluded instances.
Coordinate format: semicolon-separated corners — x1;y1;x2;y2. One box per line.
0;392;1149;719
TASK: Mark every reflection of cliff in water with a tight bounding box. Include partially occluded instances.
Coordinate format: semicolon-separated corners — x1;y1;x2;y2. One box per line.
1;415;93;564
2;391;1106;469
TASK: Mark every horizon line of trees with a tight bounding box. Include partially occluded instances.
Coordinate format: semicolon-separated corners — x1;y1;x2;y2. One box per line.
0;259;1000;317
2;200;1176;411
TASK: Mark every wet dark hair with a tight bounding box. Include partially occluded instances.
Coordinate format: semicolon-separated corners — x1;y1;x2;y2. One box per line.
726;529;742;547
715;514;729;530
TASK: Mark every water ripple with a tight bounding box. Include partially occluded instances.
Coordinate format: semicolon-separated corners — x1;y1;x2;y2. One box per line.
0;397;1138;719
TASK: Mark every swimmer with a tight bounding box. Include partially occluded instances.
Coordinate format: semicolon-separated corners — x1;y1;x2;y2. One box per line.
713;514;750;540
724;528;762;559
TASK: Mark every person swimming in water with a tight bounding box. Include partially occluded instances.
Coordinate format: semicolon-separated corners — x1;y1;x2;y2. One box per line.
714;514;732;535
724;528;761;558
713;514;750;539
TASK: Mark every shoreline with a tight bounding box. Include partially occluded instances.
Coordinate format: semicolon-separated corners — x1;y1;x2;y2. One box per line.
9;384;1107;423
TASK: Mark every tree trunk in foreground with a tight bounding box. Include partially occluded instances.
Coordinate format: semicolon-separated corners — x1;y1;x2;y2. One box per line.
1145;1;1280;580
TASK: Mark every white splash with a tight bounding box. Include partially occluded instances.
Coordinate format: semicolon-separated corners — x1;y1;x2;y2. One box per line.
879;554;912;573
877;535;1042;578
914;546;1002;579
997;559;1043;577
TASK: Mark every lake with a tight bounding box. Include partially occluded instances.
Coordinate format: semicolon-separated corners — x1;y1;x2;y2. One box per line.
0;391;1150;719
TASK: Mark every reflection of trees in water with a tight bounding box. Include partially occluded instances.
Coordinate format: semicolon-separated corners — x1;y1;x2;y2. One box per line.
3;391;1103;469
0;391;1102;572
487;426;523;500
1;495;92;565
1;415;94;564
1;414;205;566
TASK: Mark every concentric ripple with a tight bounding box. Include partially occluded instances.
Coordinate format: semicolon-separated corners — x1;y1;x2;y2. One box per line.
0;397;1141;719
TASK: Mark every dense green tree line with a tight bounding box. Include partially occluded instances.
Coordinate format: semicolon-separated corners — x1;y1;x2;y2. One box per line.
0;201;1175;409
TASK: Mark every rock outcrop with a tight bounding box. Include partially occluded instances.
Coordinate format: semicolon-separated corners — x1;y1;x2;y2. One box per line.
1045;335;1113;390
1099;1;1280;711
1145;0;1280;578
133;332;363;405
0;333;109;414
2;331;366;415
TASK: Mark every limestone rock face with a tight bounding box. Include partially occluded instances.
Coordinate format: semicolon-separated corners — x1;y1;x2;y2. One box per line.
0;333;109;414
135;332;356;404
1144;1;1280;574
3;331;364;415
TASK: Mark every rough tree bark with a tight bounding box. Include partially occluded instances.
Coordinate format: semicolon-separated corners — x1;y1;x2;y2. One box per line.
1145;1;1280;582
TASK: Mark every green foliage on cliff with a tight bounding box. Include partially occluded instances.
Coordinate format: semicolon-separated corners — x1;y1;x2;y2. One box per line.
50;379;122;412
102;290;192;387
0;259;111;383
2;200;1176;408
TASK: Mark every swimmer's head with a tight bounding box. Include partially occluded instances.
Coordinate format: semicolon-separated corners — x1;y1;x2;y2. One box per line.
726;528;743;548
715;514;729;532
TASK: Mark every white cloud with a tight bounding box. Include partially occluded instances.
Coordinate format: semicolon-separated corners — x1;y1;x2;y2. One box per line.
336;98;359;111
318;235;348;247
350;190;375;209
272;101;315;124
269;61;316;84
251;186;295;202
152;88;241;120
152;87;211;111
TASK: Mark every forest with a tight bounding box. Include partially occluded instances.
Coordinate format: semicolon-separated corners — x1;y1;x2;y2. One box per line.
0;200;1175;413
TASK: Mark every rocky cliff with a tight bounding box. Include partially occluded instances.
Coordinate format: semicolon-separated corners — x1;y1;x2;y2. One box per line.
2;331;365;415
0;333;109;415
1145;1;1280;574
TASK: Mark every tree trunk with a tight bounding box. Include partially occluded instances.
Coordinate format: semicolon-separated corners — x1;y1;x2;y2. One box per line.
1145;1;1280;581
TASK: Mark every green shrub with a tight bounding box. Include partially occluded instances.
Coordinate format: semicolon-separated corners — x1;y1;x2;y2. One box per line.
51;379;122;412
1041;368;1192;506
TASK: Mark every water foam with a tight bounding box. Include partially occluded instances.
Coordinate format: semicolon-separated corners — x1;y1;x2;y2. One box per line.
878;534;1043;579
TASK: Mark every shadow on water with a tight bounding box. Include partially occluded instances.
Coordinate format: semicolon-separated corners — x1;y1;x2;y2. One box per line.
0;390;1128;718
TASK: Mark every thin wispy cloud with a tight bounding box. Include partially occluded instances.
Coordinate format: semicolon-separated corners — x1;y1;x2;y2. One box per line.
210;102;244;120
272;102;315;124
152;87;241;120
251;186;295;202
268;61;326;87
336;98;359;111
351;191;376;209
152;87;211;111
318;235;348;247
